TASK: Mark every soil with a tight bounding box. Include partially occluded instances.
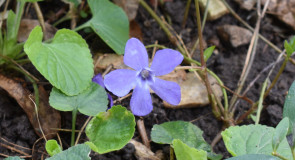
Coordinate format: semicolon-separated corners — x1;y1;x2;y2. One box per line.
1;0;295;159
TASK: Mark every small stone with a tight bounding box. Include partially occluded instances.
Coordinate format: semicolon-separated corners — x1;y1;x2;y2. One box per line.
163;72;223;108
217;25;253;48
234;0;256;11
199;0;229;20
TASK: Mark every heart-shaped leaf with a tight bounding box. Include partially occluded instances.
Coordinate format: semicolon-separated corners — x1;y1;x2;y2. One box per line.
24;26;94;96
85;105;135;154
173;139;207;160
45;140;62;157
46;144;90;160
49;82;108;116
79;0;129;54
151;121;211;152
221;124;292;159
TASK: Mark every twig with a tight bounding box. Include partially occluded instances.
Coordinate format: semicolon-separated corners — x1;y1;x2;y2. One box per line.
151;40;158;60
0;142;30;156
33;2;46;34
255;80;268;125
137;119;150;149
75;116;92;145
175;66;202;70
113;93;132;104
229;0;268;112
221;0;295;65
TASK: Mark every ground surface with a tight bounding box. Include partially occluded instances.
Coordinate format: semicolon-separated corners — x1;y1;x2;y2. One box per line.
1;0;295;159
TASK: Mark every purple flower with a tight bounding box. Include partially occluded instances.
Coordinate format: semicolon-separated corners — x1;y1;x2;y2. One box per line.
92;74;113;108
104;38;183;116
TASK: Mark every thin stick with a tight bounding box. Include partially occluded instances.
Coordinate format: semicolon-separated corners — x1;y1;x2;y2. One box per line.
1;137;31;151
221;0;295;65
151;40;158;60
137;119;150;149
0;142;30;156
33;2;46;34
75;116;92;145
175;66;202;70
113;93;132;104
229;0;268;112
29;95;47;141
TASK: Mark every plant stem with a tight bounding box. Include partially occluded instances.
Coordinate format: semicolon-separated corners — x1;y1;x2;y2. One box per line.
71;109;78;146
255;80;267;125
194;0;222;118
272;151;289;160
181;0;192;28
264;57;289;99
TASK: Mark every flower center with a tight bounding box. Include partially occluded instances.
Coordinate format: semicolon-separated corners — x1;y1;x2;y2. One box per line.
140;69;150;80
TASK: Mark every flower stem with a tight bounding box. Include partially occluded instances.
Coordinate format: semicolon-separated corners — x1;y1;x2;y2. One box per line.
71;109;78;146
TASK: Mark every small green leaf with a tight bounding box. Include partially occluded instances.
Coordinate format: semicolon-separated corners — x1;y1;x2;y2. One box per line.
46;144;90;160
172;139;207;160
80;0;129;54
85;105;135;154
204;46;215;61
151;121;211;152
283;80;295;147
6;10;17;42
45;140;62;156
4;157;25;160
272;117;289;152
284;40;293;57
221;124;292;159
49;82;108;116
225;154;280;160
24;26;94;96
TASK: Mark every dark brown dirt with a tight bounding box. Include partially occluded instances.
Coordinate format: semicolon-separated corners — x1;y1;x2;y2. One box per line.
1;0;295;159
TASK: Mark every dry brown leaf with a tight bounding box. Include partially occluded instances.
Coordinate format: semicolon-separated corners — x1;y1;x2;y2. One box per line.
164;72;222;108
130;20;143;41
0;74;61;139
18;19;57;42
129;139;161;160
113;0;139;21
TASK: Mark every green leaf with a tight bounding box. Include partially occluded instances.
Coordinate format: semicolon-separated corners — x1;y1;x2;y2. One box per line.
24;26;94;96
80;0;129;54
46;144;90;160
49;82;108;116
4;157;25;160
6;10;17;42
151;121;211;152
284;40;293;57
172;139;207;160
85;105;135;154
225;154;280;160
283;80;295;146
272;117;289;152
221;124;292;159
45;140;62;156
204;46;215;61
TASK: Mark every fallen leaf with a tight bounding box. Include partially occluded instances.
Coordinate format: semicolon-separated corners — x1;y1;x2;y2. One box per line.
129;139;161;160
113;0;139;21
164;72;223;108
18;19;57;42
130;20;143;41
0;74;61;139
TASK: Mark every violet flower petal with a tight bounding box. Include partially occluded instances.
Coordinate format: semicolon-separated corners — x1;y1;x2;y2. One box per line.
150;49;183;76
150;77;181;105
130;85;153;116
124;38;149;70
107;93;113;108
104;69;137;97
92;73;105;88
